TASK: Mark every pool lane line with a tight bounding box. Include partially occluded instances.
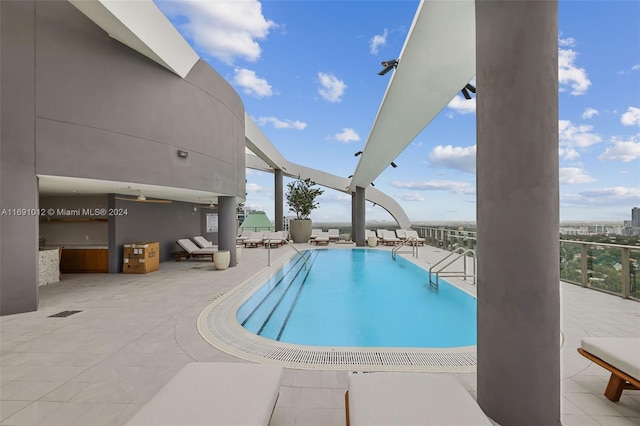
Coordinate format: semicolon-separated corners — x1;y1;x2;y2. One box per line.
256;251;317;336
240;251;309;326
275;251;319;341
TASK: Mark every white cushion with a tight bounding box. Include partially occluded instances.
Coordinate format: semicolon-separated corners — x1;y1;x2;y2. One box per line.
348;373;491;426
581;337;640;381
126;362;283;426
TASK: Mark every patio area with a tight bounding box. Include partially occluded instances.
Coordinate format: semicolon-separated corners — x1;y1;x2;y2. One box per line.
1;243;639;425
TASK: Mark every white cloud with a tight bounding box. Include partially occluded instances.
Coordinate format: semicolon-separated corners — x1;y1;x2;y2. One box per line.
317;72;347;103
258;116;306;130
582;108;599;119
559;49;591;95
621;107;640;126
370;29;388;55
334;128;360;143
246;183;272;195
563;187;640;207
559;147;580;160
396;192;426;202
428;145;476;173
391;180;475;195
558;36;576;47
559;120;602;149
447;95;476;115
156;0;275;64
599;135;640;162
234;68;273;98
617;64;640;75
559;167;596;184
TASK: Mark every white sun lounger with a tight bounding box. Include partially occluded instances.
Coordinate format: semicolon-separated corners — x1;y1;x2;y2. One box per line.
345;372;492;426
578;337;640;401
405;230;425;246
381;230;401;245
175;239;216;261
193;235;215;248
312;231;330;245
126;362;283;426
244;232;266;248
328;228;340;242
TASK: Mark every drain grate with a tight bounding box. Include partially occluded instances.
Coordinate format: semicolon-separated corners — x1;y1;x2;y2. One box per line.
48;310;83;318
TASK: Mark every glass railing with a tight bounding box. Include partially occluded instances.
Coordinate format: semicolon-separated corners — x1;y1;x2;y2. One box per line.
410;226;639;301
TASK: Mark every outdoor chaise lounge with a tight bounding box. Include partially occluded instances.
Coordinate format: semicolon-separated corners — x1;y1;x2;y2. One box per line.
310;228;322;241
328;228;340;242
243;232;266;248
395;229;407;240
236;230;254;244
381;230;401;245
126;362;283;426
175;239;216;261
263;231;286;248
345;372;492;425
193;235;215;248
311;231;330;245
405;230;425;246
578;337;640;401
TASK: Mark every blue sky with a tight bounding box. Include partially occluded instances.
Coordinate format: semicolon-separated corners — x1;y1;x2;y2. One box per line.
155;1;640;224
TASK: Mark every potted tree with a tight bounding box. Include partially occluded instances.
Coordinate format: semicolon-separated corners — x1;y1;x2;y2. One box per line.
286;177;324;243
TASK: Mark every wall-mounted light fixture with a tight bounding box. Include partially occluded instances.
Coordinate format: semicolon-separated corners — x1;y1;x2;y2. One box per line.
461;83;476;100
378;59;398;76
354;151;363;157
348;175;353;178
370;182;375;187
390;162;397;168
177;150;189;158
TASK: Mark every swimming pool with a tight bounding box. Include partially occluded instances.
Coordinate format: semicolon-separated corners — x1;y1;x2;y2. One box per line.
237;249;477;348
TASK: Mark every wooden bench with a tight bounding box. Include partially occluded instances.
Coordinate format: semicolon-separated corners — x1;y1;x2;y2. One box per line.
578;337;640;401
126;362;283;426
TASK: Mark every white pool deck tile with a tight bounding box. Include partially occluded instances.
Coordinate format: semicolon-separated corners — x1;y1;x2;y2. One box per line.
1;243;638;425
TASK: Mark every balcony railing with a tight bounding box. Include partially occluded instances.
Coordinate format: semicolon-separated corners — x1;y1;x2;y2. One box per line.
411;226;639;301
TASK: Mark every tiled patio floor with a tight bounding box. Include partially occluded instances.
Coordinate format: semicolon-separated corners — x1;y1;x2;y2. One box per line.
1;243;639;425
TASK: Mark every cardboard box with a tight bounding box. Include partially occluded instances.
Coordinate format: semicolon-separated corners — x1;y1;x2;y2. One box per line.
122;242;159;274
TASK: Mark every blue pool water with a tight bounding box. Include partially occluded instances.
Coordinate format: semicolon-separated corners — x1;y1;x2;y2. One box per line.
237;249;477;348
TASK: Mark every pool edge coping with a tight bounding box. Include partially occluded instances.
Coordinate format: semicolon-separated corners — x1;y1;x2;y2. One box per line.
197;247;478;372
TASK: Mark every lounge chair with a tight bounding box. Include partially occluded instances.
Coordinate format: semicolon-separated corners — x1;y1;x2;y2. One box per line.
193;236;215;248
328;228;340;242
126;362;283;426
405;230;425;246
243;232;265;248
381;230;401;246
578;337;640;401
395;229;407;240
263;231;286;248
310;229;322;240
175;239;216;261
311;231;330;245
236;230;254;245
345;372;492;425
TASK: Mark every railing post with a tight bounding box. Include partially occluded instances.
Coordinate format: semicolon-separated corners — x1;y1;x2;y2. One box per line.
581;243;589;288
622;247;630;299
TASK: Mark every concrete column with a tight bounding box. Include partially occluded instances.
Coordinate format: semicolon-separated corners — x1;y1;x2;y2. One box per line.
476;1;560;424
355;187;366;247
1;1;39;315
218;196;237;267
351;192;357;243
274;169;283;231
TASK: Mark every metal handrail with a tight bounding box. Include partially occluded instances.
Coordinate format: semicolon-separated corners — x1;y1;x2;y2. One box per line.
267;237;307;270
392;237;418;259
429;247;477;287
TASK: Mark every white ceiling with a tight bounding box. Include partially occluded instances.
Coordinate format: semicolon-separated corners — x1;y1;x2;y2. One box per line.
37;175;230;205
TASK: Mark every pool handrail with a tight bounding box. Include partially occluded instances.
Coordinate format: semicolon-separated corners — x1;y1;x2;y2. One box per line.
267;237;307;271
429;247;477;287
392;236;419;259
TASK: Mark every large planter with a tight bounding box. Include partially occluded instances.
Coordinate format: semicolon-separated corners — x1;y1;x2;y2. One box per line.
289;219;312;243
214;250;230;270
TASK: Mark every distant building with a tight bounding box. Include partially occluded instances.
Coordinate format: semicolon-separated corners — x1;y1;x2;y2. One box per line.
633;207;640;228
